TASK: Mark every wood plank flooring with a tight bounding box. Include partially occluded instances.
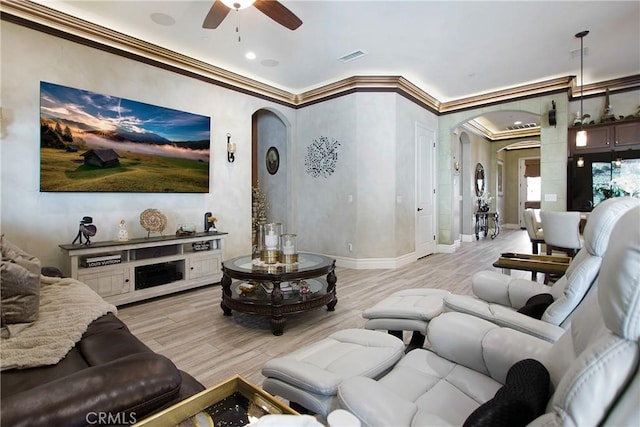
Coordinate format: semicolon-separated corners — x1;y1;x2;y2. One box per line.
117;228;534;390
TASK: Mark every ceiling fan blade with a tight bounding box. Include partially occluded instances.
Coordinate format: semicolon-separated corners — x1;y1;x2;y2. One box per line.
254;0;303;30
203;0;231;29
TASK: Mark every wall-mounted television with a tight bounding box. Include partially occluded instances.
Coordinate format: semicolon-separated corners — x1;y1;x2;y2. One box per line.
39;82;211;193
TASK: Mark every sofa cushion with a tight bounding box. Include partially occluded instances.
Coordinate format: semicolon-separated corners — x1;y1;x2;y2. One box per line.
1;237;41;325
463;359;549;427
1;353;183;427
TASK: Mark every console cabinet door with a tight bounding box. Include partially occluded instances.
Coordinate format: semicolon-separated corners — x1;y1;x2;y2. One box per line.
188;253;221;280
78;268;131;297
614;121;640;147
569;126;612;154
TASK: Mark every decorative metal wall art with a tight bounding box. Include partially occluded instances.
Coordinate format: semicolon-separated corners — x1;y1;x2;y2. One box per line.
305;136;340;178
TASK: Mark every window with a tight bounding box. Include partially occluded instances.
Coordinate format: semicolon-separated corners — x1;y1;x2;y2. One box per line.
592;158;640;206
526;176;541;201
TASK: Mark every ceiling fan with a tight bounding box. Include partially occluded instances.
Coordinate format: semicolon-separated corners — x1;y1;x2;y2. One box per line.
203;0;303;31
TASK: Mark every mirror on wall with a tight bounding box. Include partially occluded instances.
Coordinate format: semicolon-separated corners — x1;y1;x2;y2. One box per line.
475;163;485;196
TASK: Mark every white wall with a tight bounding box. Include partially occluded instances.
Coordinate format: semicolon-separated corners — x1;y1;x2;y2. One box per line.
0;21;296;266
294;92;438;263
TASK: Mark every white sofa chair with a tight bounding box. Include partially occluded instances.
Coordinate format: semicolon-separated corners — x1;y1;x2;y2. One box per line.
363;197;640;346
337;205;640;426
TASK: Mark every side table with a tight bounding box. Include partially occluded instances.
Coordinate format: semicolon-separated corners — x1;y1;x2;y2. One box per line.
475;211;500;240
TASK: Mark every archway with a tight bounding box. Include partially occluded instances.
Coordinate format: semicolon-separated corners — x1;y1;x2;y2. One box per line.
251;108;293;242
445;106;550;244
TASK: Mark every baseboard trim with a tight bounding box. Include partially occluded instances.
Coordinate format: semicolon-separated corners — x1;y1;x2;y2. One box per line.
331;252;418;269
502;223;521;229
461;234;475;243
437;243;457;254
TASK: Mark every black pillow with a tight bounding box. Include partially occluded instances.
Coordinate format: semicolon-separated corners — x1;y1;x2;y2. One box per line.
463;359;550;427
516;293;554;320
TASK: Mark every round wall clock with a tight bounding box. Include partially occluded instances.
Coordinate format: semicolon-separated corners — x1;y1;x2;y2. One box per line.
266;146;280;175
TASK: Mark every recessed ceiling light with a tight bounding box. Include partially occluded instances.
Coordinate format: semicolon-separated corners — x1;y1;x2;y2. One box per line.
261;59;279;67
514;121;522;125
150;13;175;26
245;52;257;60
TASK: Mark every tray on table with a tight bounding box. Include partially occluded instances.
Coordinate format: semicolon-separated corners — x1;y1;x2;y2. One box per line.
136;375;298;426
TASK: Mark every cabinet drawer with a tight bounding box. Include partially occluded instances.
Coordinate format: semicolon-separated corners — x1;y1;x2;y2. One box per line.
188;253;221;280
78;269;131;297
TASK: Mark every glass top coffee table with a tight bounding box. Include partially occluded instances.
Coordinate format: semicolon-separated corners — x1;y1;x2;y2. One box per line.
220;253;337;335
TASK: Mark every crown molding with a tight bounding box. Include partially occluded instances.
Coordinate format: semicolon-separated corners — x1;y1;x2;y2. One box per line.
463;119;541;141
570;74;640;99
2;0;639;114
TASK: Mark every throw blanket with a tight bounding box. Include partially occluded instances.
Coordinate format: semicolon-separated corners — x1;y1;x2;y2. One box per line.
1;275;116;371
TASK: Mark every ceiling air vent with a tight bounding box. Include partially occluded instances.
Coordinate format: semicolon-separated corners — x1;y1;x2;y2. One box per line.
338;50;367;63
507;122;539;131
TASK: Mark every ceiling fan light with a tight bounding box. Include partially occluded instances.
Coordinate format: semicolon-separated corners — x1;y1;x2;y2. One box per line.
576;129;587;147
221;0;255;10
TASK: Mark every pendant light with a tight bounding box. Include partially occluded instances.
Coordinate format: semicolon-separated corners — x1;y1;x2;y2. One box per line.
575;30;589;147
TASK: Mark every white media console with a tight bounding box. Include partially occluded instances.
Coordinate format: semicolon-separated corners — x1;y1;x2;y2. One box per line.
59;231;226;305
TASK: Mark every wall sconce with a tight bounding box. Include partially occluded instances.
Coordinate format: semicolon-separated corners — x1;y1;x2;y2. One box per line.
226;133;236;163
453;161;461;175
576;157;585;168
614;157;622;168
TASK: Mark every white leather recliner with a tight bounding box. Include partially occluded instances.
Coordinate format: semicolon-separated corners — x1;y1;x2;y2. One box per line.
445;196;640;342
337;205;640;426
363;197;640;345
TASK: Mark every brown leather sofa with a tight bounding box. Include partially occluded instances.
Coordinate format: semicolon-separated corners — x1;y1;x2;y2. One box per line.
1;311;205;427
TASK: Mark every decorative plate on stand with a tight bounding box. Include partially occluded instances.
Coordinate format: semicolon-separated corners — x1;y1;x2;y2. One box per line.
140;208;167;238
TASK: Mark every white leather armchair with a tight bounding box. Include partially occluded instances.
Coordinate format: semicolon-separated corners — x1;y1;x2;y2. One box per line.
338;205;640;427
540;210;583;257
445;196;640;342
364;197;640;345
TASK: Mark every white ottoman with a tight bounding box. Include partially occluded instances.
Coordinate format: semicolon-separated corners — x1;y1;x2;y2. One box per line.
362;289;450;349
261;329;404;418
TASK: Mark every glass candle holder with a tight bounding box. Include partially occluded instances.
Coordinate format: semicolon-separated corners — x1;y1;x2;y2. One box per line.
280;234;298;264
260;223;282;264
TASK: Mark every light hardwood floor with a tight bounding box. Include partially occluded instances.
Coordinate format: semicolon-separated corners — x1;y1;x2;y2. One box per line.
117;228;534;390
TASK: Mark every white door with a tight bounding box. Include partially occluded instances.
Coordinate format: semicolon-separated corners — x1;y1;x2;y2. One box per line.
415;123;436;258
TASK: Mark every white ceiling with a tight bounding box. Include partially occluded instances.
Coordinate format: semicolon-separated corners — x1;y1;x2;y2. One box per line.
27;1;640;133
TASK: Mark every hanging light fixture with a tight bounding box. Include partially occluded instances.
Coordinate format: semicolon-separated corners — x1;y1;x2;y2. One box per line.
575;30;589;147
577;157;585;168
614;157;622;168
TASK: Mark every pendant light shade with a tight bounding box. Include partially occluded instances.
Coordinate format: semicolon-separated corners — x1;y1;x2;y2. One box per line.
576;129;587;147
221;0;255;9
575;30;589;147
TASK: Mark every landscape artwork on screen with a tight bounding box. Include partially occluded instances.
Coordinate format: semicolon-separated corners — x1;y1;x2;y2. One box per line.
39;81;211;193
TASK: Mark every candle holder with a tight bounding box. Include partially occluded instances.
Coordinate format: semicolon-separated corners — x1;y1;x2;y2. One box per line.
280;234;298;264
260;223;282;264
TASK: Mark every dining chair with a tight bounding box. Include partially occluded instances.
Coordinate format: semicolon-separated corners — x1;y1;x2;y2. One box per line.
540;210;583;257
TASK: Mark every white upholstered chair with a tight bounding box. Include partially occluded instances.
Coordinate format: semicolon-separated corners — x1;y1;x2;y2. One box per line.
337;205;640;426
540;210;583;257
523;208;544;255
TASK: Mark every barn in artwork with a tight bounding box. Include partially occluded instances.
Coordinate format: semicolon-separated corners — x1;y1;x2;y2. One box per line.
81;148;120;168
